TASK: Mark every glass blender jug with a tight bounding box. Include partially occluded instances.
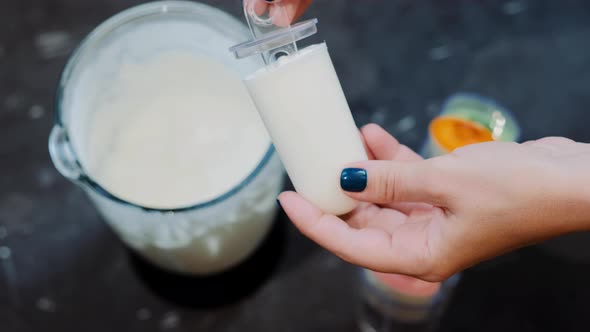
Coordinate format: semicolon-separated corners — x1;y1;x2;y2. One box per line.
48;1;284;276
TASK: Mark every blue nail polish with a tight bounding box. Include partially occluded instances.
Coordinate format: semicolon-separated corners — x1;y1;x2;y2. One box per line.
341;168;367;192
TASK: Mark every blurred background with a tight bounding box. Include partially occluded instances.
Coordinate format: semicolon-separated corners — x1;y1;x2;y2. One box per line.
1;0;590;331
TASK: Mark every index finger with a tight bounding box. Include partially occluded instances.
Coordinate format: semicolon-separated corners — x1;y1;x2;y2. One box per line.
361;124;423;162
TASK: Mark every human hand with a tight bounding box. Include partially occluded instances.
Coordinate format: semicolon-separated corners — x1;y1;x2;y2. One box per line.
278;124;590;281
245;0;313;27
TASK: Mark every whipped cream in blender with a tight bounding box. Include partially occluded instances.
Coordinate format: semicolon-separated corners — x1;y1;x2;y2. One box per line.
87;51;270;209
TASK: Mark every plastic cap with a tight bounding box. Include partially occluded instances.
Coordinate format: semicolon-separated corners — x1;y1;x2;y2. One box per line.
230;18;318;59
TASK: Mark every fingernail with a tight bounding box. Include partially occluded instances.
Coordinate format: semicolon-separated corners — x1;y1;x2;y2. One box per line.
276;198;282;210
341;168;367;192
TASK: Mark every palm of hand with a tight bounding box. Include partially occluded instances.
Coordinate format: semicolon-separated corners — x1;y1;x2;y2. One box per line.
342;200;444;275
280;124;448;280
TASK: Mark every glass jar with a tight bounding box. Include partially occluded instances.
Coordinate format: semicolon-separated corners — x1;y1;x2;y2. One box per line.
48;1;284;276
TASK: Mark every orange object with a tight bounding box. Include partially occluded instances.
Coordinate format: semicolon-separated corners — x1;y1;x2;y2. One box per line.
429;116;494;152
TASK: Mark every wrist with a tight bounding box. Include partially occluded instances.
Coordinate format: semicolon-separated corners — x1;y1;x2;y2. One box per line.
555;143;590;233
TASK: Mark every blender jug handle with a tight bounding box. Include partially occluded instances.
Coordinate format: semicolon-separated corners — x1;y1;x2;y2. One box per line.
48;125;84;182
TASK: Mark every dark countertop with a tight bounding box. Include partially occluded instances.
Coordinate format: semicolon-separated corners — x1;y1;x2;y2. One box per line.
2;0;590;331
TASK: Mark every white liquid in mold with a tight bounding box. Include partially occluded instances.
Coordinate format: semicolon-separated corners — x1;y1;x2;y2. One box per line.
245;43;368;215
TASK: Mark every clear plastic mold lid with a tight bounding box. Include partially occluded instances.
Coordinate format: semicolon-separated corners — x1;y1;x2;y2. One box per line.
229;0;318;64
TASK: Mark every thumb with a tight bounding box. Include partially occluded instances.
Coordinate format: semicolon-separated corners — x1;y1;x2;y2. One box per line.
340;160;446;206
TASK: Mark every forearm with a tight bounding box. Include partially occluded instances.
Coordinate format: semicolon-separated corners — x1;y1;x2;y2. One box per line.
548;142;590;234
566;143;590;232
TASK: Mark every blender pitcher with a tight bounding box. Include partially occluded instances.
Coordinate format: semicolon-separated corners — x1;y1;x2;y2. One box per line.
48;1;284;276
